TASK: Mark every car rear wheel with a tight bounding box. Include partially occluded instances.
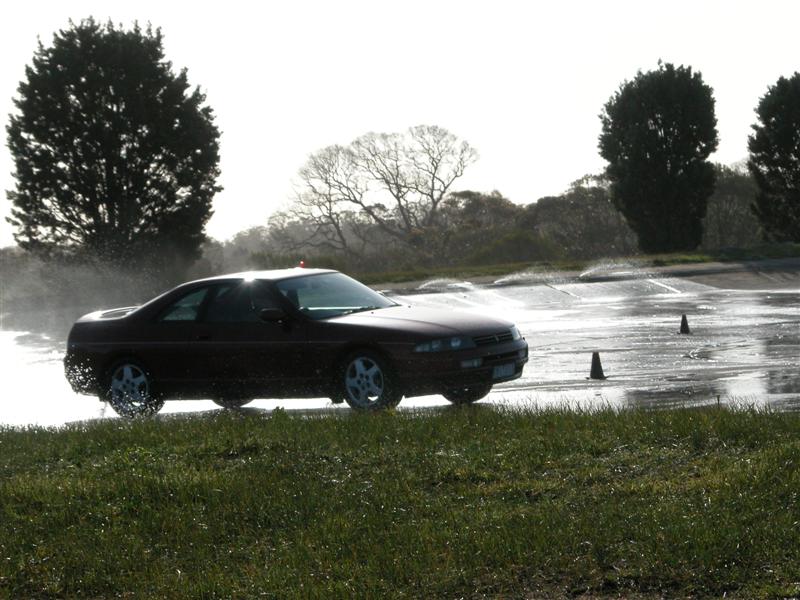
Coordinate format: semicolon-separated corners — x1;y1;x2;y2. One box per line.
103;360;165;418
213;397;253;409
443;384;493;405
340;350;402;411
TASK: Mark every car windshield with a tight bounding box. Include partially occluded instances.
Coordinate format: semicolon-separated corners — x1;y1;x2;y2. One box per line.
275;272;397;320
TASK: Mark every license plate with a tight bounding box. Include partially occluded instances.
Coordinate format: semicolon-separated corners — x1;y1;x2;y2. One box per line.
492;363;515;379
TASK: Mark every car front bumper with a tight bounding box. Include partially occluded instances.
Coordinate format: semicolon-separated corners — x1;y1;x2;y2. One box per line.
397;338;529;397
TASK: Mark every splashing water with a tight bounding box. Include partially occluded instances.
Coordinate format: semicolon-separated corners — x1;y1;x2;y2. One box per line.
578;259;652;280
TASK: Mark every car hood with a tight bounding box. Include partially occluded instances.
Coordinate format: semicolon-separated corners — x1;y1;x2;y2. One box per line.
327;305;513;337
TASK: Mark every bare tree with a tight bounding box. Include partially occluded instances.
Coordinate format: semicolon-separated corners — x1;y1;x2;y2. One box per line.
290;145;368;256
351;125;478;236
291;125;477;256
407;125;478;228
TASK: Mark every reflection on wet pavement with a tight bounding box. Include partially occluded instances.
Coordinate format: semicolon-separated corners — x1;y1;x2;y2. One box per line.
1;273;799;426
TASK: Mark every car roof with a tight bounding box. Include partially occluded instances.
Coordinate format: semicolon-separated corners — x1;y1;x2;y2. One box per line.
188;267;337;285
128;268;342;320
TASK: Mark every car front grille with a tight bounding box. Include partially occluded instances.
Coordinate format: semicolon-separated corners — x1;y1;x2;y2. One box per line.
473;330;513;346
484;350;522;364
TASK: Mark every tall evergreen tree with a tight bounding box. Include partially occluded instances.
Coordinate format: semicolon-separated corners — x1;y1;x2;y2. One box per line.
748;72;800;241
6;18;221;264
599;62;718;252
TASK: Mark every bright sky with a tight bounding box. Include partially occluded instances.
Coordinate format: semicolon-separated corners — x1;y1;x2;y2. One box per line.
1;0;798;248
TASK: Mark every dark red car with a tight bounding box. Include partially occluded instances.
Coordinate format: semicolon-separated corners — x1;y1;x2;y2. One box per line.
64;269;528;416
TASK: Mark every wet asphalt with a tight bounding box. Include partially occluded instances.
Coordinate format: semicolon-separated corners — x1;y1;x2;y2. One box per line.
1;260;799;426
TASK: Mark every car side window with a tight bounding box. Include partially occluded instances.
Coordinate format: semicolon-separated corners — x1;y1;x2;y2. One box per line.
205;281;280;323
158;288;210;322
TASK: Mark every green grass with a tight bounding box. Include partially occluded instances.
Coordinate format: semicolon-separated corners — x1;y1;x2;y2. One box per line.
713;242;800;262
650;243;800;267
351;243;800;285
2;406;799;598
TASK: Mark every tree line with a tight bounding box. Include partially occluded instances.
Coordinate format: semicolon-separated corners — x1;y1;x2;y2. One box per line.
196;163;759;275
4;20;800;279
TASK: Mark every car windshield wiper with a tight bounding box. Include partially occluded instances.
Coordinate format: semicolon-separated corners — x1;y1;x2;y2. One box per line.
339;306;385;316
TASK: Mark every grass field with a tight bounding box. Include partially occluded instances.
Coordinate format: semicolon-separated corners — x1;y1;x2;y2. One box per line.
1;406;799;598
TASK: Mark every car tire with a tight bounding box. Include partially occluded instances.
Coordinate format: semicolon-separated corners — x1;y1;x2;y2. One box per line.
213;397;253;409
443;384;493;405
102;359;165;418
327;393;345;405
339;350;402;411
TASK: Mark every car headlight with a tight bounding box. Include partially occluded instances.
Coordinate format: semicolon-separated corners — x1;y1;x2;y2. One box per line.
414;335;476;353
510;325;522;341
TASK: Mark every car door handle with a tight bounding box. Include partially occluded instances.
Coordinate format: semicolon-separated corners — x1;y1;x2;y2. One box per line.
195;334;211;341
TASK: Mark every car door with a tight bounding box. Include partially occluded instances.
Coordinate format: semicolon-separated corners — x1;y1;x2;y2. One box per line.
191;280;309;396
136;285;216;390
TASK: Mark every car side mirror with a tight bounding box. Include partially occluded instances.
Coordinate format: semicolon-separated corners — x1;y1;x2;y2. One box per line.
259;308;286;322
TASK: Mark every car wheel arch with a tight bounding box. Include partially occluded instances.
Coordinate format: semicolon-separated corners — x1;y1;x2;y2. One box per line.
102;353;153;379
333;342;394;375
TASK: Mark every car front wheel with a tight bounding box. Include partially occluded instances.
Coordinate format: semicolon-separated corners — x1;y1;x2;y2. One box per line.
443;384;493;405
340;351;402;411
103;360;165;418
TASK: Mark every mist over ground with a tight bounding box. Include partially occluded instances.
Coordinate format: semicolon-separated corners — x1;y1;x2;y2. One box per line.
0;250;202;342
